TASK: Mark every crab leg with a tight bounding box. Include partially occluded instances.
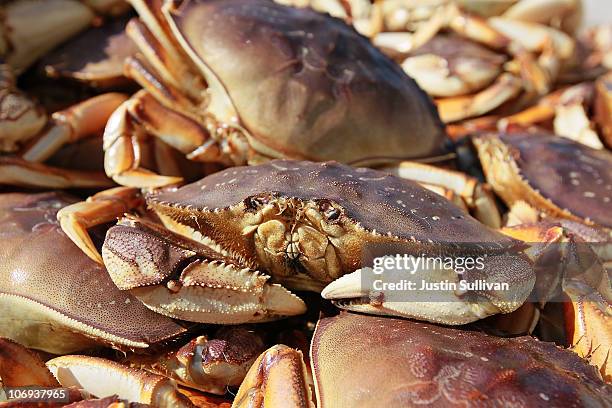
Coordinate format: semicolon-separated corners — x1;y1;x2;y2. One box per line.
57;186;144;264
125;18;200;105
103;93;185;188
46;355;194;408
0;337;60;388
436;72;522;122
500;224;612;381
128;0;204;103
0;156;113;189
448;7;510;50
231;345;314;408
102;217;307;323
20;93;128;162
373;4;509;55
381;161;501;228
0;64;47;152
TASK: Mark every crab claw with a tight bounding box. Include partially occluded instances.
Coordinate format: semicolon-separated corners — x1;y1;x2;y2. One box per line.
231;345;314;408
102;217;306;324
46;355;193;408
322;249;535;325
125;327;266;394
0;337;59;387
501;222;612;381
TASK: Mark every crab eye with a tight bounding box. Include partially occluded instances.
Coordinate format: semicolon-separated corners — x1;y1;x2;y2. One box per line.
245;195;269;210
319;200;340;221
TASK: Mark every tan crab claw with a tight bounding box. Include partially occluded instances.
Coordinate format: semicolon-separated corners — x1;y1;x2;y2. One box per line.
231;345;314;408
125;327;266;395
436;72;523;123
102;90;210;188
102;217;307;323
46;356;194;408
321;245;535;325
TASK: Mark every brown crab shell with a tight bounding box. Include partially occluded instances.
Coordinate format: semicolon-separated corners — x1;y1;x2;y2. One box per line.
0;192;185;354
165;0;448;164
474;133;612;229
41;14;138;88
312;312;612;407
151;160;517;246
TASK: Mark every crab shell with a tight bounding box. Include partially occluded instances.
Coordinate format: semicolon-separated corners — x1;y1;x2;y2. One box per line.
41;14;138;88
311;312;612;407
473;133;612;230
0;192;185;354
162;0;448;163
126;160;535;325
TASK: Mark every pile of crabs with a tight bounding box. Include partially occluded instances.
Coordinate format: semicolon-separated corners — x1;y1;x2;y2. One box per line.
0;0;611;407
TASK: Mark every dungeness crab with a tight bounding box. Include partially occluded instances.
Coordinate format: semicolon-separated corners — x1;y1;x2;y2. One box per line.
101;0;447;187
60;160;534;325
473;132;612;230
0;193;270;395
0;192;185;354
233;311;612;407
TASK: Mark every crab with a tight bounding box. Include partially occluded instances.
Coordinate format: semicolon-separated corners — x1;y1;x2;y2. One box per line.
472;132;612;231
282;0;584;121
60;160;534;326
233;311;612;407
0;192;186;354
99;0;447;188
0;0;130;75
0;192;273;397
